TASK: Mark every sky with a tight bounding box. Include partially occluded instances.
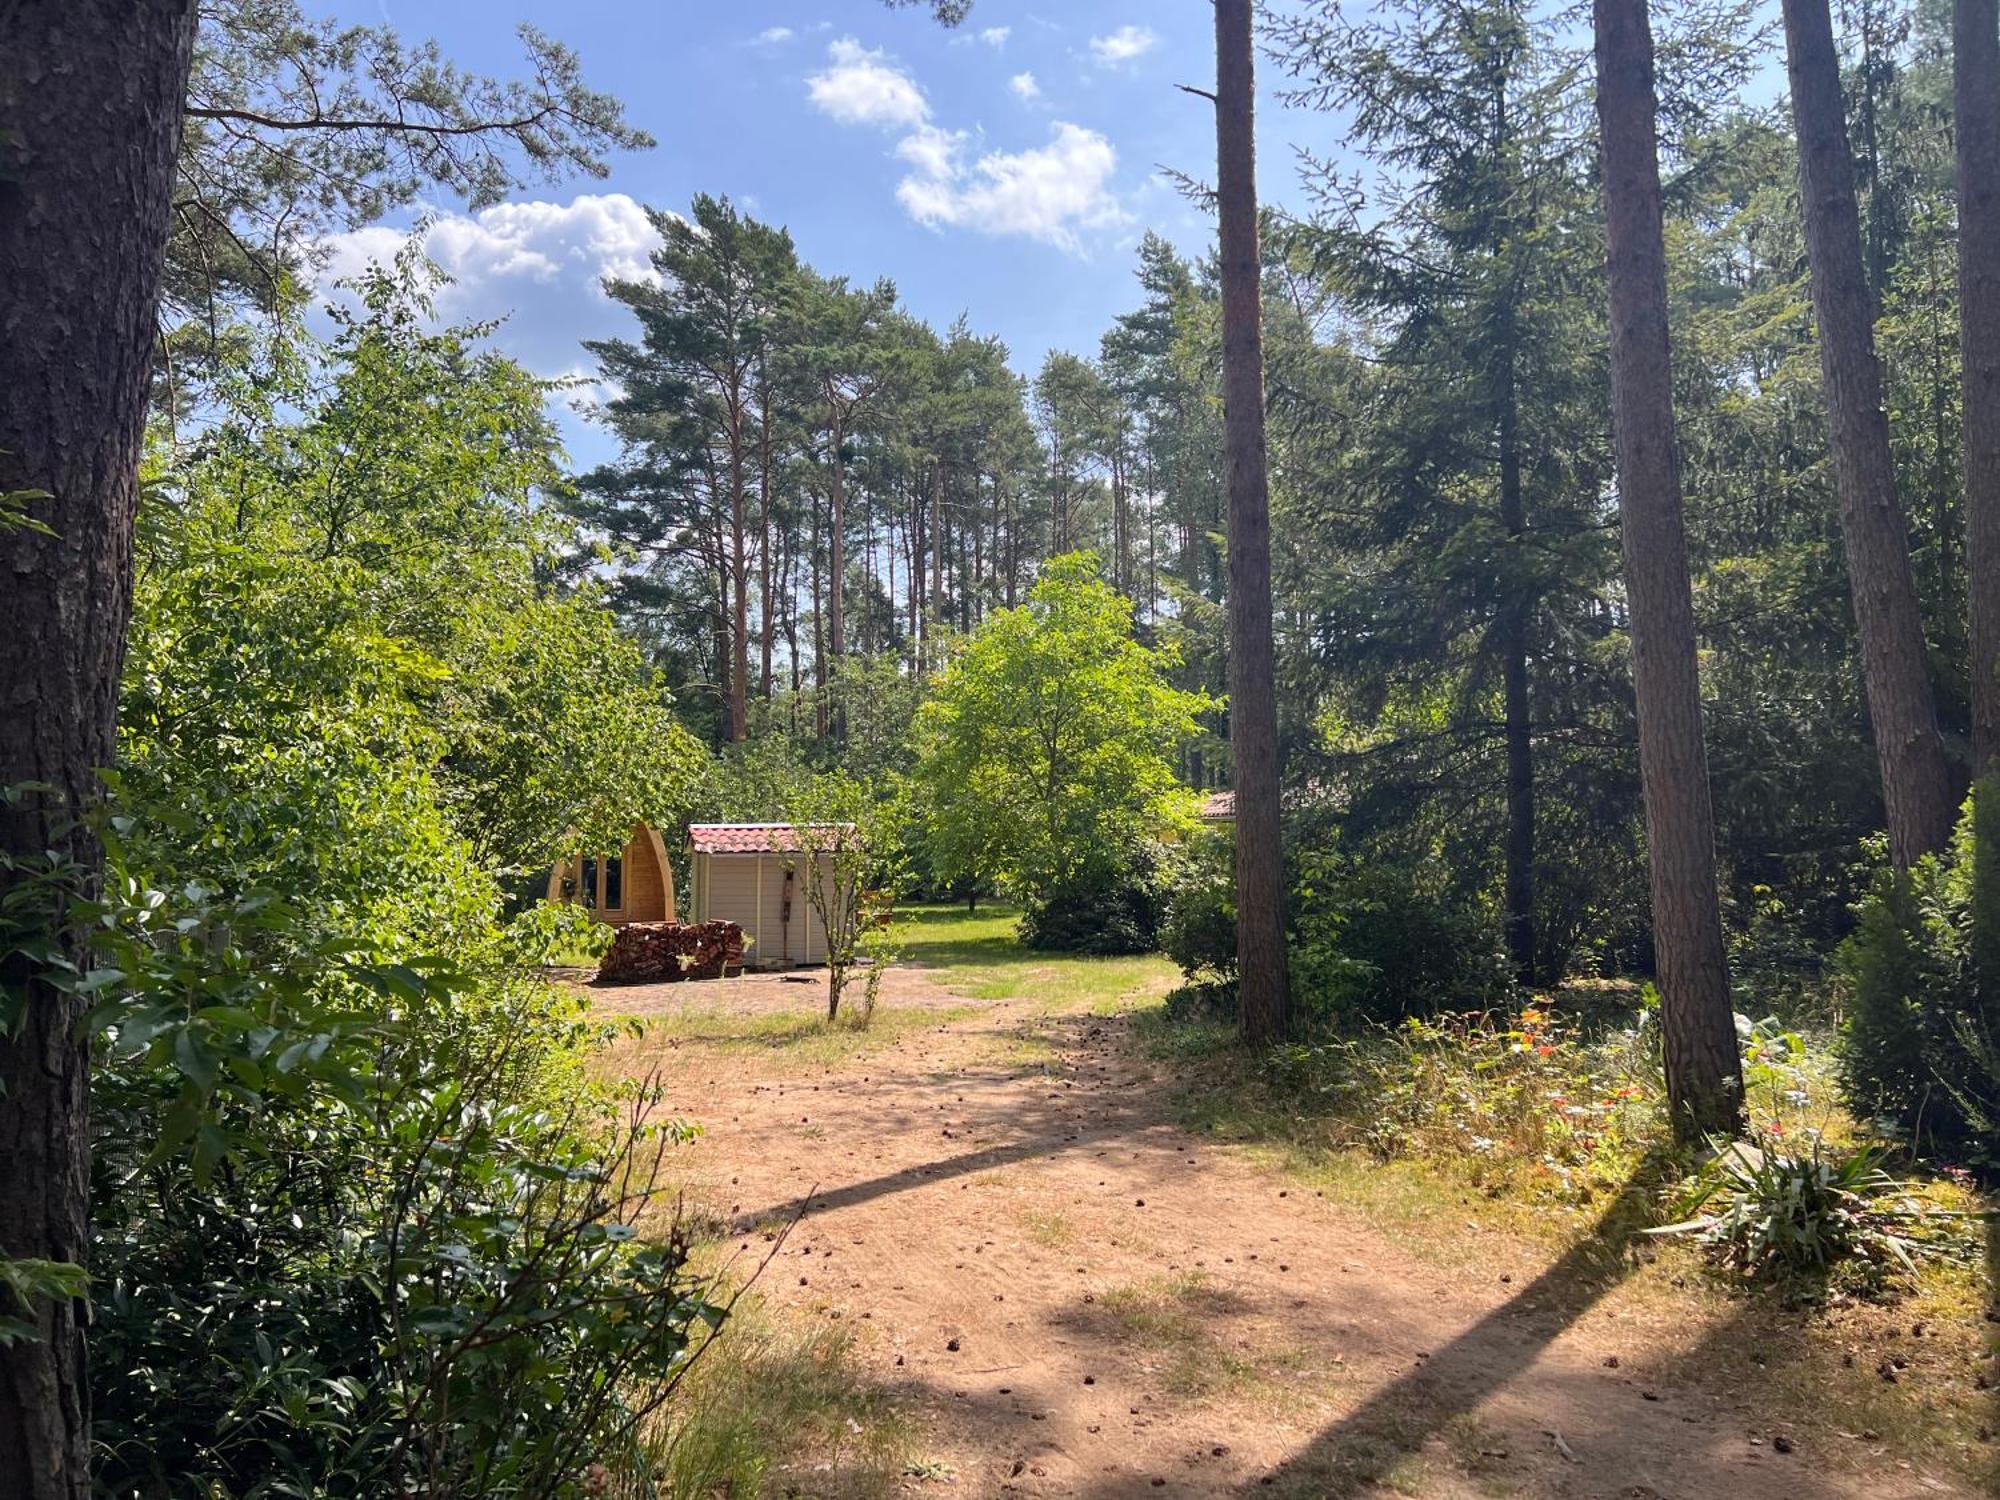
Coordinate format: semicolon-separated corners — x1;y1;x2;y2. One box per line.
317;2;1356;465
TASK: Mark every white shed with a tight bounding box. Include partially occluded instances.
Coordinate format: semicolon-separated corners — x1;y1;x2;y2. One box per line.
687;824;846;968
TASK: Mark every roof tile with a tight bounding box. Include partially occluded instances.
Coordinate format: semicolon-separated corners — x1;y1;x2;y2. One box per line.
688;823;853;854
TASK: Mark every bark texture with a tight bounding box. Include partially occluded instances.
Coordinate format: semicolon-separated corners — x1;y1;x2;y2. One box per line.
1593;0;1746;1140
1496;341;1537;981
1214;0;1293;1045
0;4;198;1495
1959;0;2000;775
1782;0;1959;864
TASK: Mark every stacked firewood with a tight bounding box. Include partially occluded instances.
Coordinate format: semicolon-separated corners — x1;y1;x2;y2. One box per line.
595;921;746;983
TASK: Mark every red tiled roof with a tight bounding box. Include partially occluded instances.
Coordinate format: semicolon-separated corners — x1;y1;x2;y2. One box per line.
688;823;854;854
1200;791;1235;820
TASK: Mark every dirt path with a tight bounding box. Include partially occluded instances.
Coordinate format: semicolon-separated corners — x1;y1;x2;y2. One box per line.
607;970;1977;1499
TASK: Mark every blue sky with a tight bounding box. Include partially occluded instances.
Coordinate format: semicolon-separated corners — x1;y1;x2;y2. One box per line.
321;2;1355;464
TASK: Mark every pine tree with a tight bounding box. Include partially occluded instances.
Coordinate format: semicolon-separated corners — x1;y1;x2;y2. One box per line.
1593;0;1745;1139
1215;0;1294;1043
1782;0;1958;863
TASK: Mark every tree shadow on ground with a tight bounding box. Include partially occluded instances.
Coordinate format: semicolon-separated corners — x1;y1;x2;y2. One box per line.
724;1008;1179;1232
1199;1175;1662;1499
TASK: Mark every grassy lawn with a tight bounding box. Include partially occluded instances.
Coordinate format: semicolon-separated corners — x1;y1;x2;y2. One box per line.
895;900;1181;1014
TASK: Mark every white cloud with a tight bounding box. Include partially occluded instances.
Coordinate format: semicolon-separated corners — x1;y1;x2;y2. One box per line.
805;38;1125;254
1009;71;1040;100
320;194;660;294
316;193;663;372
896;122;1127;252
1089;25;1157;65
755;26;794;44
807;37;930;129
979;26;1011;47
896;123;967;180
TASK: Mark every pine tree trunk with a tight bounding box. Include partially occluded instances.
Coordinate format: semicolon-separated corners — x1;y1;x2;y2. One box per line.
1214;0;1293;1045
810;488;828;738
758;366;775;701
1959;0;2000;775
828;403;848;667
1497;353;1538;981
1594;0;1746;1140
726;402;750;742
0;5;198;1494
1783;0;1958;863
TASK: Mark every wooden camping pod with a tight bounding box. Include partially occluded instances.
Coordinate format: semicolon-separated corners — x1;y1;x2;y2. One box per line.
546;822;676;927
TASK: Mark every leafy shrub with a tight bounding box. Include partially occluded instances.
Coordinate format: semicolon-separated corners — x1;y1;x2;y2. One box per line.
1649;1137;1976;1286
60;281;725;1500
1836;780;2000;1152
1289;850;1515;1025
84;871;720;1500
1161;830;1235;982
1162;979;1238;1026
1017;841;1170;955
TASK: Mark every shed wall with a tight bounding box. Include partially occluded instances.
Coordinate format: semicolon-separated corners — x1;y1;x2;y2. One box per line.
696;852;832;967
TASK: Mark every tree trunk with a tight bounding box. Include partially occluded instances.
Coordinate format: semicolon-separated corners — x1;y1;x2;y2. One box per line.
930;457;945;647
1497;354;1538;981
1959;0;2000;776
1594;0;1746;1140
0;5;197;1495
827;403;847;667
757;363;775;701
726;401;750;742
1782;0;1958;863
810;488;828;738
1214;0;1292;1046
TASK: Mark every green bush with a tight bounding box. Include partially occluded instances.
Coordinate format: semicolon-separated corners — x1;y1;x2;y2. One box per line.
50;278;725;1500
80;856;718;1500
1836;780;2000;1154
1017;841;1170;955
1289;850;1515;1025
1161;830;1236;983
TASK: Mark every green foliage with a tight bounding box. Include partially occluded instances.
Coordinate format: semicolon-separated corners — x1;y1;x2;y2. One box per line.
91;952;717;1497
1146;998;1671;1217
0;1258;89;1348
0;482;54;537
166;1;651;388
129;262;702;906
912;552;1210;930
1651;1139;1978;1286
1836;780;2000;1151
1015;840;1173;956
1161;831;1237;984
74;277;718;1498
1289;849;1516;1026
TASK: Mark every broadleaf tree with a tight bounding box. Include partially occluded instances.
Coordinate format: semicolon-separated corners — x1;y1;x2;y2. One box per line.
912;553;1211;928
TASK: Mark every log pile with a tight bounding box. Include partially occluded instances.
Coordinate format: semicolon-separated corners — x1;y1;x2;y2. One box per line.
595;921;745;984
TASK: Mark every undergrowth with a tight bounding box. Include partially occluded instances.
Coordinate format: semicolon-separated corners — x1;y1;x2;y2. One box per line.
1139;992;1991;1284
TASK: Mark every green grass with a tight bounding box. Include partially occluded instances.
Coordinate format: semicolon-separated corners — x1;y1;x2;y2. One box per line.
647;1298;915;1499
896;902;1180;1014
605;999;974;1074
1083;1272;1268;1399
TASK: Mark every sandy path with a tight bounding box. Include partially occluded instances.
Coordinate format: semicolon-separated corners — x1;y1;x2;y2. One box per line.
605;970;1976;1499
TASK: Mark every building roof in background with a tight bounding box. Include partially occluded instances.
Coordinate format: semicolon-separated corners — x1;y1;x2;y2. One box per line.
688;823;854;855
1200;791;1235;821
